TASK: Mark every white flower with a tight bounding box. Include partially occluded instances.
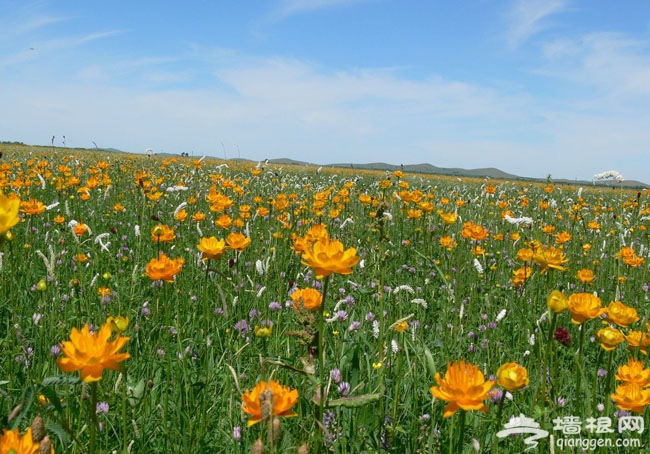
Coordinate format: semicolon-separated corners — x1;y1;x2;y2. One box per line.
391;339;399;353
372;320;380;339
473;258;484;275
496;309;507;322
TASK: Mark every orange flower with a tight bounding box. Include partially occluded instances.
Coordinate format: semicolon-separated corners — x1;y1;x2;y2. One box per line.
301;237;359;279
151;225;175;242
56;322;130;382
554;231;572;244
496;362;529;391
20;198;46;215
516;248;534;262
547;289;568;313
191;212;206;222
73;223;88;236
532;245;568;273
197;237;226;260
596;327;625;351
394;321;409;332
576;268;595;284
429;360;495;418
290;288;323;310
0;427;46;454
610;382;650;413
616;246;644;267
460;221;489;241
226;232;251;251
241;380;298;427
626;330;650;355
0;192;20;234
603;301;640;328
53;214;65;225
615;358;650;386
215;214;233;229
511;267;532;287
145;252;185;282
567;292;602;324
439;212;457;225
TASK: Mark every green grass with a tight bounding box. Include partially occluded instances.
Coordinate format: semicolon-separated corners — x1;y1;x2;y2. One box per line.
1;144;649;453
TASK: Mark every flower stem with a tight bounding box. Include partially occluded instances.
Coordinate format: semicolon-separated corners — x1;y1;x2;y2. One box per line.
492;392;506;454
90;381;98;454
315;276;330;454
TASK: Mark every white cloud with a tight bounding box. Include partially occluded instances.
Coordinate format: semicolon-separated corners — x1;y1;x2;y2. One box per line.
504;0;567;49
269;0;370;20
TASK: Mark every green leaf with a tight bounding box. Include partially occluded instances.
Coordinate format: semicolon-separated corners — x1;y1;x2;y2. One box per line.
41;376;80;387
327;393;382;408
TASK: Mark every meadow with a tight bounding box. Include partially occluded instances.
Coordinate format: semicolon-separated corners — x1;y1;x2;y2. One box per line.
0;144;649;453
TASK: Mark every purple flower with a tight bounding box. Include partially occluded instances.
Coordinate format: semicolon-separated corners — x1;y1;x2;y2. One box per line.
348;321;361;332
338;382;351;397
268;301;282;311
330;368;342;384
96;402;110;415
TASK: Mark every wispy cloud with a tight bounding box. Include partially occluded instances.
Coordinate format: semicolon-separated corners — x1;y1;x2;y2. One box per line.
504;0;567;49
269;0;369;21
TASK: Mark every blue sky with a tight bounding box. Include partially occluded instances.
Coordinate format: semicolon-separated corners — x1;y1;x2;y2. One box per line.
1;0;650;182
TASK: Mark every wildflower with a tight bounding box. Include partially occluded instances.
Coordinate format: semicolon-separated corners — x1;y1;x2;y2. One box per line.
496;362;529;391
511;267;531;287
226;232;251;252
626;330;650;355
290;288;323;310
254;325;273;338
151;225;175;242
241;380;298;426
56;322;130;382
0;192;20;235
610;383;650;413
0;427;51;453
532;245;568;273
394;321;408;332
596;327;625;351
430;360;496;417
576;269;596;284
616;358;650;386
106;315;129;333
20;198;46;215
197;237;226;260
301;237;360;279
547;290;568;313
555;327;572;346
145;253;185;282
567;292;603;324
73;223;89;236
603;301;640;328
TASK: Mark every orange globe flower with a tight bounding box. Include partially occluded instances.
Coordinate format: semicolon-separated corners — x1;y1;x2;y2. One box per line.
241;380;298;427
226;232;251;251
626;330;650;355
567;292;602;324
145;252;185;282
0;192;20;235
20;198;46;215
532;245;568;273
576;268;596;284
290;287;324;310
197;237;226;260
301;237;360;279
0;427;50;454
73;223;88;236
496;362;529;391
429;360;496;418
151;225;175;242
56;322;130;382
615;358;650;386
596;327;625;351
610;382;650;413
603;301;640;328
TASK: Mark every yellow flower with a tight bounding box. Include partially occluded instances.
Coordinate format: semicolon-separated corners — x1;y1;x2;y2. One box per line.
610;382;650;413
254;325;273;338
0;427;47;454
496;362;529;391
615;358;650;386
511;267;532;287
56;322;130;382
145;252;185;282
106;315;129;333
596;327;625;351
241;380;298;427
576;268;596;284
547;290;568;313
0;192;20;235
301;237;359;279
394;321;408;332
603;301;640;328
290;288;323;311
439;212;457;225
197;237;226;260
626;330;650;355
225;232;251;252
372;362;383;370
430;360;496;418
567;292;602;324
